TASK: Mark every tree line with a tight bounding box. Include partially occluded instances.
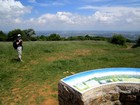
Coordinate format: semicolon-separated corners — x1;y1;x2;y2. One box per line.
0;29;36;41
0;28;140;47
0;28;110;41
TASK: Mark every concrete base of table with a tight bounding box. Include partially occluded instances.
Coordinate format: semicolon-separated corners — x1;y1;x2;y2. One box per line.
58;82;140;105
58;68;140;105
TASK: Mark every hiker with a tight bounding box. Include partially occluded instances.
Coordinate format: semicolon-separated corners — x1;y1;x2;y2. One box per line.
14;34;23;62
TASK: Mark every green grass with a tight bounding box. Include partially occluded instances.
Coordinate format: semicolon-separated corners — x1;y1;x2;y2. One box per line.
0;41;140;105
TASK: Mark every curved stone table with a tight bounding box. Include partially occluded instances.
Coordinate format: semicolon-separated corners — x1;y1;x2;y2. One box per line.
58;68;140;105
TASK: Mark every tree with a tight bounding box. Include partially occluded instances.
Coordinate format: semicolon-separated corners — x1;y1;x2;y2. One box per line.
48;34;61;41
40;35;47;41
23;29;36;40
136;36;140;46
7;29;26;41
85;35;91;40
110;34;126;46
132;36;140;48
0;31;7;41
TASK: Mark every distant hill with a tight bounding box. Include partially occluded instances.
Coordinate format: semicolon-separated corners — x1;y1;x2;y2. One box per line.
36;30;140;40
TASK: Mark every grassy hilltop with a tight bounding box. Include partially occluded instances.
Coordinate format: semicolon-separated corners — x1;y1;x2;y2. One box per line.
0;41;140;105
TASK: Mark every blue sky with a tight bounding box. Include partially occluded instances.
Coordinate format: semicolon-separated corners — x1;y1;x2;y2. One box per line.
0;0;140;31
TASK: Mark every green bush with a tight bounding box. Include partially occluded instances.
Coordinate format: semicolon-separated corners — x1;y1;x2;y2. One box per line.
0;31;7;41
136;36;140;46
7;29;26;41
47;34;61;41
110;34;126;46
132;36;140;48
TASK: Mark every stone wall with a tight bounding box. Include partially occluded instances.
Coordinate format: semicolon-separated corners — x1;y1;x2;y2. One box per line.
58;82;140;105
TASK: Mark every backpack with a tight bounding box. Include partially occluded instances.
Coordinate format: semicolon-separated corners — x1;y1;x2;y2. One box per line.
13;40;18;49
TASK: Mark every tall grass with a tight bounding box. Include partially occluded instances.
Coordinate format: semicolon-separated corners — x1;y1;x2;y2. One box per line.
0;41;140;105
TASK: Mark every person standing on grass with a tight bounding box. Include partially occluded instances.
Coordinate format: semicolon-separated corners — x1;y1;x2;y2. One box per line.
15;34;23;62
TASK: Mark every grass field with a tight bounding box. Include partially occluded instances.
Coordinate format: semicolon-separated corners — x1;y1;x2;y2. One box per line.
0;41;140;105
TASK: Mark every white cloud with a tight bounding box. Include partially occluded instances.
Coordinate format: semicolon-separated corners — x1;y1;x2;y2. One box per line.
7;7;140;31
28;0;36;3
0;0;32;30
37;12;75;24
28;6;140;30
0;1;140;31
28;0;65;7
52;2;65;6
35;6;140;25
0;0;31;18
79;6;140;24
93;11;114;23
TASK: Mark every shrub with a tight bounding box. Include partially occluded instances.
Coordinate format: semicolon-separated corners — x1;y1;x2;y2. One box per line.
0;31;7;41
7;29;26;41
132;36;140;48
110;34;126;46
136;36;140;46
48;34;61;41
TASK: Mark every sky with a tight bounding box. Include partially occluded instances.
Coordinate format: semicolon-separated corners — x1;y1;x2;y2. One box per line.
0;0;140;31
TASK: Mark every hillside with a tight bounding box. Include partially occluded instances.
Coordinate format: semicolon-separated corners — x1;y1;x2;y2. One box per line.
0;41;140;105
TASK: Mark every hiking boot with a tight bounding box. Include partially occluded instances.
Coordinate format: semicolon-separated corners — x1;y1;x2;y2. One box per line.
18;58;23;62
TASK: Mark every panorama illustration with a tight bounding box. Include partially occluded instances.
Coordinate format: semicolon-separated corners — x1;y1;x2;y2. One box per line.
62;68;140;93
